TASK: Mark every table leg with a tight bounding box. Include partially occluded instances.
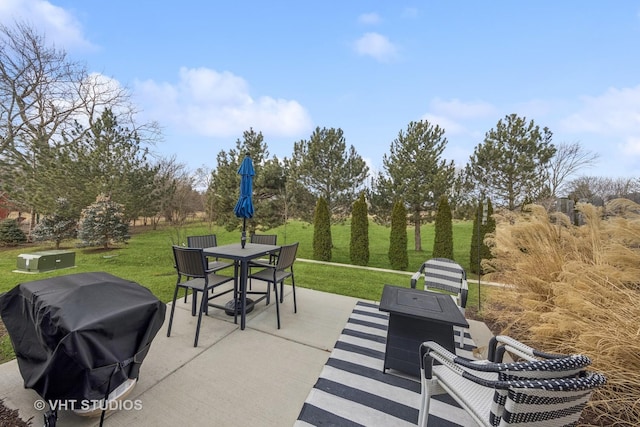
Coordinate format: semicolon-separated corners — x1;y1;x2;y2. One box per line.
224;260;255;320
234;261;239;325
240;260;248;330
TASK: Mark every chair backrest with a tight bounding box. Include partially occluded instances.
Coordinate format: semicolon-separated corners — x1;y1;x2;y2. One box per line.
423;258;468;308
422;341;606;427
276;242;298;271
187;234;217;249
172;246;208;279
490;371;606;427
488;335;570;364
250;234;277;245
452;349;599;426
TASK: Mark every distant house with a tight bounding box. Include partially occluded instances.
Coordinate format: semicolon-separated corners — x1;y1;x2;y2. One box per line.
0;192;12;220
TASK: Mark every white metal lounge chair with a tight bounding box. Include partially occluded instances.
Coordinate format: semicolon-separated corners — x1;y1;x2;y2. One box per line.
411;257;469;347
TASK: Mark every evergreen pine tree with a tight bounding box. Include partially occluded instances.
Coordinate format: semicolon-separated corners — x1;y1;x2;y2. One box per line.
432;195;454;259
31;198;77;249
0;219;26;246
388;199;408;270
350;193;369;265
78;194;130;249
313;197;332;261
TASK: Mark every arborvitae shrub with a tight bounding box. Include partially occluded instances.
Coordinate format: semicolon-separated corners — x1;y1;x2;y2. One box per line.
312;196;332;261
350;193;369;266
432;195;454;259
470;198;495;274
389;199;408;270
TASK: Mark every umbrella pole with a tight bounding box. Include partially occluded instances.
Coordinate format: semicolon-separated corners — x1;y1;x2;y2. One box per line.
241;218;247;248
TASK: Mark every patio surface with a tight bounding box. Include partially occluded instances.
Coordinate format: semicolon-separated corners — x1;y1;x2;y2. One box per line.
0;283;493;426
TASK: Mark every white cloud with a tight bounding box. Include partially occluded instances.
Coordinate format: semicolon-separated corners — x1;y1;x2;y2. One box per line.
422;113;467;135
0;0;94;51
358;12;381;25
623;136;640;156
134;67;313;138
353;32;398;62
560;85;640;135
559;85;640;163
420;98;497;139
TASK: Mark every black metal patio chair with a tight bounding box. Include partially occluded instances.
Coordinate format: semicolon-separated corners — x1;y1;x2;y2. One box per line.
247;242;298;329
167;245;236;347
248;234;279;290
187;234;233;272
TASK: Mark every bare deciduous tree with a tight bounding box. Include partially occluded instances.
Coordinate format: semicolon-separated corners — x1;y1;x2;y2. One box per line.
568;176;640;204
547;141;599;198
0;21;160;231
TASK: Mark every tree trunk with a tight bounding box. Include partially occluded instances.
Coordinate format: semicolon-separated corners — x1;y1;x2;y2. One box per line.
413;210;422;251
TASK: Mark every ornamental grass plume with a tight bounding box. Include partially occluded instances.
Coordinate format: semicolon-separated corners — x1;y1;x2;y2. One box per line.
482;199;640;426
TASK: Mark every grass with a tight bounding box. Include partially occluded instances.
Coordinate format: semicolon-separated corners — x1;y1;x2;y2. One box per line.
0;218;485;363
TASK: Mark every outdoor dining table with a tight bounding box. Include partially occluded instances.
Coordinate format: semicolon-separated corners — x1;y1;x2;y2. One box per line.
203;242;280;330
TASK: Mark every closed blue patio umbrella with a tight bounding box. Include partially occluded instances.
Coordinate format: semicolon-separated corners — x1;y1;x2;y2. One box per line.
234;154;255;248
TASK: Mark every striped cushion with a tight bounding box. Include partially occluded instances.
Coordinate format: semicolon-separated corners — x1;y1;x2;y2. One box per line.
489;372;606;426
497;355;592;380
424;258;466;295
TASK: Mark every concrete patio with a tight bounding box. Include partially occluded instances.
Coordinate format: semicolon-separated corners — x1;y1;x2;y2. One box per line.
0;283;493;426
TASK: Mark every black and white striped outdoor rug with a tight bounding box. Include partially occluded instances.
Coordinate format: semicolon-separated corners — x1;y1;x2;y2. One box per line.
295;301;478;427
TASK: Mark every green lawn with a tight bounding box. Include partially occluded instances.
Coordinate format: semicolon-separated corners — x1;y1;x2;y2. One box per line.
0;219;485;362
0;219;478;297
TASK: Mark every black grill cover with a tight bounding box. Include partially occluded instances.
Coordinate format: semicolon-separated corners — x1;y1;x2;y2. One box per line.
0;272;166;402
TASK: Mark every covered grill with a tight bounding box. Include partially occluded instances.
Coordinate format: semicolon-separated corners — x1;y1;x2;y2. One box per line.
0;271;166;424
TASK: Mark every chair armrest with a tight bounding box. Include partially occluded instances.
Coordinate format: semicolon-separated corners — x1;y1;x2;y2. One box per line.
410;262;427;289
248;259;273;269
459;279;468;308
488;335;567;363
410;273;420;289
421;341;604;390
420;341;498;392
420;341;462;379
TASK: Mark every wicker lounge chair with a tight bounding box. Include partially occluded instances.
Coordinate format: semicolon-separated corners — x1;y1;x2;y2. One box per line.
418;338;607;427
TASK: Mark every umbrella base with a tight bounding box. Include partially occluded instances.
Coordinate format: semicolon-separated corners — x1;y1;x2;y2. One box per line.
224;298;255;316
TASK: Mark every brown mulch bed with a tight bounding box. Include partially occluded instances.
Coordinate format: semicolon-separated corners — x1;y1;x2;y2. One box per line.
0;398;31;427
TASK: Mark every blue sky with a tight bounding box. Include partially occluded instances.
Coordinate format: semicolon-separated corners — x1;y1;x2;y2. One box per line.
2;1;640;181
